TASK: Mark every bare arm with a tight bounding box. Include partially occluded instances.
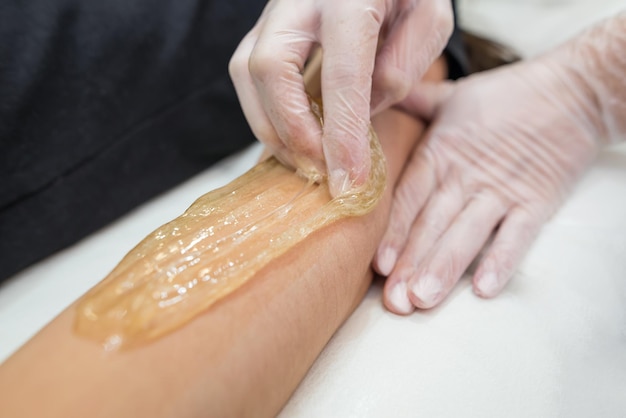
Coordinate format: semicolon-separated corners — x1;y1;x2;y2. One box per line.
0;107;427;418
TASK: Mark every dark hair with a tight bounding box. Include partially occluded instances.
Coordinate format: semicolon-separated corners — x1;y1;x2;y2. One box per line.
462;31;520;73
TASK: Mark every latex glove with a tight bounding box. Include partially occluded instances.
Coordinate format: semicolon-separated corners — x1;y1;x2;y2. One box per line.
229;0;453;196
374;12;626;313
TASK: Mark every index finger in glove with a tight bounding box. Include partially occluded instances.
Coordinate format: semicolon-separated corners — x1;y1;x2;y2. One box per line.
234;1;326;174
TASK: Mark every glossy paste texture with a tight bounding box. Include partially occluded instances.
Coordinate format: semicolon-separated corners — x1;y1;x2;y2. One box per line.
74;128;387;350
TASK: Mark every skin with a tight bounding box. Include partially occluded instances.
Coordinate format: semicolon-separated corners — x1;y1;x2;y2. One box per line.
0;109;427;418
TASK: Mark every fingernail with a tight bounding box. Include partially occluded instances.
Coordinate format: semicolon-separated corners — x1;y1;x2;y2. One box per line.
329;168;353;197
377;248;397;276
388;281;414;314
475;272;500;298
410;274;443;308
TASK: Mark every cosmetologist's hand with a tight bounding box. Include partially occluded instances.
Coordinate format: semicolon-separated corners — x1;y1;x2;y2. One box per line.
374;56;606;313
229;0;453;196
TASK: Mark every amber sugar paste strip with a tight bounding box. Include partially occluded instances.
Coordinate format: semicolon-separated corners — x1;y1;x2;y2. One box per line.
74;129;386;350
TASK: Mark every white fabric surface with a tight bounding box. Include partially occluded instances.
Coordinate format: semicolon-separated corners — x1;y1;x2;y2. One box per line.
1;1;625;417
279;145;626;418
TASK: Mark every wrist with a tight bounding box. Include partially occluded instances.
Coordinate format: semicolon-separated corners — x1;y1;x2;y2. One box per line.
547;45;607;143
554;13;626;144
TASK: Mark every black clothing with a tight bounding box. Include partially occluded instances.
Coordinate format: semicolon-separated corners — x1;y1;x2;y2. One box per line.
0;0;467;282
447;0;470;79
0;0;266;280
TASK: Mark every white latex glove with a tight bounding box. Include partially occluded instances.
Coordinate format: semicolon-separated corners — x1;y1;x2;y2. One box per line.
229;0;453;196
374;12;626;314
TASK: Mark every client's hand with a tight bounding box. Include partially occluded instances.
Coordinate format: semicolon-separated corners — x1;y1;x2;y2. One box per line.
373;59;604;313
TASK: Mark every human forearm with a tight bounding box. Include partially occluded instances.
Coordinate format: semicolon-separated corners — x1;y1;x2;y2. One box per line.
0;109;424;418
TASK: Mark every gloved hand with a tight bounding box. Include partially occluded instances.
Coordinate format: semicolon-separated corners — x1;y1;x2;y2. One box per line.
229;0;453;196
374;46;619;313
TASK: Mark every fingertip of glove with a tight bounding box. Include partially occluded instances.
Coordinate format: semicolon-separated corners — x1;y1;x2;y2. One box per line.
474;272;501;298
329;168;352;197
409;274;443;309
376;247;397;277
386;281;414;315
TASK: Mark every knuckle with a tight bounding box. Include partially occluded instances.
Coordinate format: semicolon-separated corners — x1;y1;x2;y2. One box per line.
248;47;276;82
228;49;248;81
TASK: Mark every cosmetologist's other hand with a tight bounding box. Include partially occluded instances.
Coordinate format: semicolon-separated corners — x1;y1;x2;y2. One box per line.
375;57;606;313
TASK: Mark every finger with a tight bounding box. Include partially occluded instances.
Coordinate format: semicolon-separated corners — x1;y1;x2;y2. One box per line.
383;275;415;315
230;23;284;151
407;192;508;309
392;166;465;273
382;169;465;313
371;0;453;114
247;1;326;174
319;0;389;196
374;146;435;277
473;207;545;298
231;31;302;171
